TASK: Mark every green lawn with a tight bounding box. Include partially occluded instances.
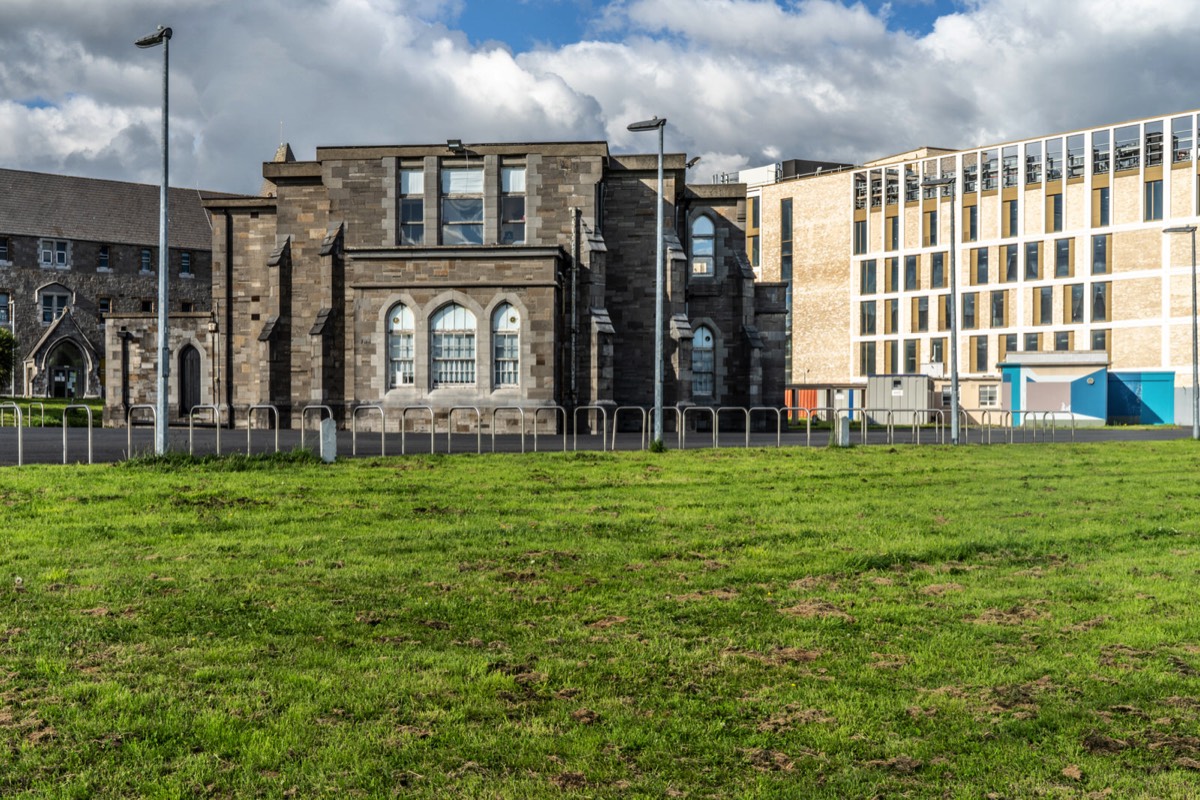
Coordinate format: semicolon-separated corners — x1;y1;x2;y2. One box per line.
2;443;1200;798
0;397;103;427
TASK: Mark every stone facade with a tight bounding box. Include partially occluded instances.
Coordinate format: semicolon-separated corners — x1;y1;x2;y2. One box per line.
114;140;785;432
0;168;216;402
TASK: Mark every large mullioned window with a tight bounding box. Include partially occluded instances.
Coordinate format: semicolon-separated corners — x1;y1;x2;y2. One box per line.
692;325;715;397
387;304;415;387
492;303;520;386
431;303;476;386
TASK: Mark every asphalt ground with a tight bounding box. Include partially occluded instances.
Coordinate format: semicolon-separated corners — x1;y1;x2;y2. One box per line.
0;422;1194;466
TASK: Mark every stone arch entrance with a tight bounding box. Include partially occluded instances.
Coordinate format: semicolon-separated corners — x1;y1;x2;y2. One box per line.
178;344;201;416
47;340;85;399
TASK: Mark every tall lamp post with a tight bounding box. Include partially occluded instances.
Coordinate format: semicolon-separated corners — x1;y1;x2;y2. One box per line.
922;174;960;445
1164;224;1199;440
135;24;172;455
627;116;667;448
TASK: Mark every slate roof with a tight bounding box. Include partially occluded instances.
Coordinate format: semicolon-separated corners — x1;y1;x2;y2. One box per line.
0;168;241;250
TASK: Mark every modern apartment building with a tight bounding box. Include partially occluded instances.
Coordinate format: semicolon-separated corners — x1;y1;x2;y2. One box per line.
760;110;1200;415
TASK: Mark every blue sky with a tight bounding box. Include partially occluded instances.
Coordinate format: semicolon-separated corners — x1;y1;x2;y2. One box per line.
1;0;1198;194
456;0;961;50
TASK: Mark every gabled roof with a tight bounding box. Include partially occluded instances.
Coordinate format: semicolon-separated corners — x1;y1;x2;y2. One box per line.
0;168;242;250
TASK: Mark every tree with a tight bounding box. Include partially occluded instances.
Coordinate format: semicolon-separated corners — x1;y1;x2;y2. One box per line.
0;327;16;394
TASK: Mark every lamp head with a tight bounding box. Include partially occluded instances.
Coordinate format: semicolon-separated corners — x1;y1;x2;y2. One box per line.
135;26;172;48
627;116;667;132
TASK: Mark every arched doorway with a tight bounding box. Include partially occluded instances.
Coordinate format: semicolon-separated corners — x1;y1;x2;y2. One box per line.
178;345;201;416
46;341;85;399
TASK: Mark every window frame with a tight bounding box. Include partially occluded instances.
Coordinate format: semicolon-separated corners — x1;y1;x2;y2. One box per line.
492;302;521;388
690;214;716;277
387;303;416;389
692;325;716;397
430;303;477;387
440;165;485;246
500;165;526;245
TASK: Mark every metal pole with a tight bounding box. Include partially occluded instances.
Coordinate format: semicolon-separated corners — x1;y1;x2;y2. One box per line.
1191;228;1198;440
947;178;960;445
653;123;664;446
156;31;170;454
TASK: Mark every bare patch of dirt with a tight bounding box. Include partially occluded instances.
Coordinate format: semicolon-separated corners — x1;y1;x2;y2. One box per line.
588;616;628;629
419;619;450;630
870;653;908;670
920;583;963;596
79;607;110;617
1083;732;1130;753
570;708;600;725
971;606;1049;625
1099;644;1149;669
1062;616;1109;633
863;755;922;774
757;705;835;733
0;628;24;644
1062;764;1083;781
789;576;840;592
549;772;588;789
669;589;739;602
702;560;727;571
779;599;855;623
906;706;938;719
868;577;894;586
745;748;795;772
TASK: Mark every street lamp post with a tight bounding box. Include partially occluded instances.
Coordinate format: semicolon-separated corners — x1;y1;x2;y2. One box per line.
1164;224;1199;440
922;174;960;445
626;116;667;448
135;24;172;455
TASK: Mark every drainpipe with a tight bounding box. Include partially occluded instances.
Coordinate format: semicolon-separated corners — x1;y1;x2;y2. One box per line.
571;206;580;410
224;211;234;427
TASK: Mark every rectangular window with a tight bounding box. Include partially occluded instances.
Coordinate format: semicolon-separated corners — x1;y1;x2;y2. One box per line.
41;292;69;323
979;385;998;407
1092;329;1110;352
0;237;8;262
972;247;989;285
1173;115;1193;162
1048;193;1063;233
904;255;918;291
181;301;195;313
1146;120;1164;167
914;296;928;332
1094;186;1110;227
140;299;154;313
98;297;112;315
499;166;526;245
930;337;946;370
924;210;938;247
1092;281;1109;322
180;251;193;275
1025;241;1041;280
884;340;897;373
1003;199;1018;237
860;300;877;335
962;292;978;329
1068;284;1085;323
1055;331;1072;351
860;341;876;377
853;220;867;255
1026;141;1042;184
885;216;898;251
750;196;760;229
98;245;110;270
1001;333;1018;361
860;260;877;294
886;257;898;293
1004;244;1018;282
904;339;918;374
140;248;152;272
1145;180;1164;221
971;335;989;372
441;166;484;245
0;293;9;325
965;205;978;242
781;198;793;247
1092;234;1109;274
937;294;950;331
750;236;761;268
1036;286;1052;325
40;239;69;268
931;252;946;288
990;290;1007;327
1093;130;1111;174
1024;332;1041;351
399;167;425;245
494;332;519;386
1055;238;1072;278
885;298;898;334
1115;124;1140;171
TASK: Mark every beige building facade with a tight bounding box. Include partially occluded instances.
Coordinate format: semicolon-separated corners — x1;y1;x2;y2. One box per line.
761;110;1200;411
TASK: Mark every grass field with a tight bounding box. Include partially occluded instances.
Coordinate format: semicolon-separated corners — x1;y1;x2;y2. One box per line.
0;397;104;428
3;443;1200;798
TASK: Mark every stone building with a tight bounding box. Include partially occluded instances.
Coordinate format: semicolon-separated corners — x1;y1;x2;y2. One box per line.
106;140;786;430
0;168;215;400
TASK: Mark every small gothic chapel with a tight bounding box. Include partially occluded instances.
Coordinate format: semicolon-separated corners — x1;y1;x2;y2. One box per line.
105;140;786;428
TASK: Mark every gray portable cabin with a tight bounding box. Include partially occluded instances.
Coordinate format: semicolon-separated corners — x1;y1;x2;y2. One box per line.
864;375;934;426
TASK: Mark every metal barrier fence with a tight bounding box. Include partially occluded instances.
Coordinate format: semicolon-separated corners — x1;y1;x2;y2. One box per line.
247;405;280;454
352;405;386;456
126;404;156;458
0;403;23;465
63;404;93;464
188;404;223;456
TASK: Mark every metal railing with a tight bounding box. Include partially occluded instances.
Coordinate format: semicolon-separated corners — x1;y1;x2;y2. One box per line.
401;406;435;454
611;406;648;450
188;404;223;456
0;403;23;465
447;406;482;454
352;405;386;457
750;406;783;448
246;404;280;454
573;405;609;452
300;405;334;452
62;404;93;464
126;404;156;458
681;406;716;448
26;402;45;428
532;406;567;452
491;407;526;453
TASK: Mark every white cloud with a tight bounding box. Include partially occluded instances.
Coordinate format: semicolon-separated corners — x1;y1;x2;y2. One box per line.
1;0;1199;194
